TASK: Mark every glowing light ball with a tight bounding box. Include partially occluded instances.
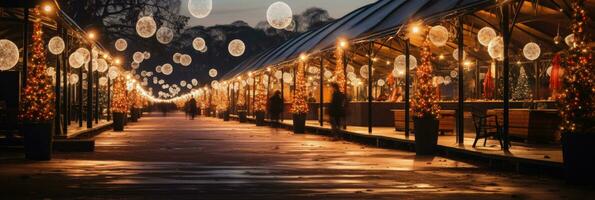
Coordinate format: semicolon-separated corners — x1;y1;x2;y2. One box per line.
192;79;198;86
283;72;292;84
347;65;355;73
108;66;119;79
131;62;140;69
173;53;182;63
452;48;466;61
394;55;417;72
144;51;151;59
347;72;357;81
209;68;218;77
115;38;127;51
133;51;144;63
76;48;91;63
156;65;162;73
241;80;247;87
565;34;575;47
523;42;541;61
152;77;158;84
188;0;212;18
488;36;504;61
70;74;79;84
308;66;319;74
136;16;157;38
359;65;369;78
134;74;140;79
161;63;173;75
159;79;165;85
377;79;385;86
391;68;404;77
428;25;449;47
266;1;293;29
435;76;444;85
324;70;332;79
187;84;193;89
91;47;100;59
477;27;497;47
99;77;108;86
444;76;452;85
0;39;19;71
199;46;208;53
192;37;206;51
156;27;174;44
69;52;84;68
247;77;254;85
180;80;187;87
180;54;192;66
48;36;65;55
96;58;108;72
146;71;153;77
140;71;147;77
211;80;219;88
46;67;55;77
546;66;552;76
450;70;458;78
275;70;283;79
228;39;245;57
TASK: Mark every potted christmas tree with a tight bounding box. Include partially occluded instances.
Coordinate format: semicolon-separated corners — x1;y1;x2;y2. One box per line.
254;76;267;126
111;76;128;131
291;55;309;133
559;0;594;184
128;89;139;122
237;88;248;123
19;13;55;160
411;38;441;155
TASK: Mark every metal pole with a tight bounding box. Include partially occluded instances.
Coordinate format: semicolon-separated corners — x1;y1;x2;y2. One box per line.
501;4;511;150
367;41;373;134
107;78;111;121
319;55;324;126
55;23;63;136
95;71;99;123
22;6;29;89
78;67;83;127
280;68;284;121
62;30;69;134
404;38;411;138
87;47;93;128
457;16;465;145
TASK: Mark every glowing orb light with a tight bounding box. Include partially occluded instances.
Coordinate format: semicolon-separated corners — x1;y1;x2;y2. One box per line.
69;52;84;68
96;58;108;72
161;63;173;75
359;65;369;78
180;54;192;66
377;79;385;86
274;70;283;79
0;39;19;71
99;77;108;86
136;16;157;38
192;37;206;51
428;25;449;47
188;0;212;18
70;74;79;84
523;42;541;61
156;65;162;73
144;51;151;59
133;51;144;63
488;36;504;61
209;68;218;77
173;53;182;63
477;27;497;47
115;38;128;51
192;79;198;86
565;33;575;47
452;48;466;61
228;39;245;57
48;36;65;55
266;1;293;29
131;62;140;69
180;80;187;87
394;55;417;72
156;27;174;44
108;66;119;79
76;48;90;63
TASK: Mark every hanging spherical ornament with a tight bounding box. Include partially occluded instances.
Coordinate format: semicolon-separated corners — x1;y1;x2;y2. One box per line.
68;52;84;68
450;70;458;78
115;38;127;51
435;76;444;85
452;48;466;61
0;39;19;71
283;72;292;83
156;27;174;44
180;54;192;66
134;74;141;80
191;79;198;86
187;84;193;89
99;77;108;86
173;53;182;63
158;79;165;85
140;70;147;77
161;63;173;75
274;70;283;79
209;68;218;77
359;65;369;78
133;51;144;63
155;65;162;73
163;84;170;89
347;72;357;81
136;16;157;38
285;20;296;31
444;76;452;85
192;37;206;51
564;33;575;47
48;36;65;55
346;65;355;74
144;51;151;59
546;66;552;76
488;36;504;61
108;66;119;80
308;66;319;74
180;80;187;87
46;67;55;77
131;62;140;69
70;74;79;84
76;48;91;63
152;77;158;84
146;71;153;77
477;27;497;47
428;25;449;47
240;80;247;87
523;42;541;61
247;77;255;85
324;70;333;79
377;79;385;87
91;46;100;59
96;58;108;72
228;39;245;57
211;80;219;88
266;1;293;29
188;0;212;18
394;55;417;72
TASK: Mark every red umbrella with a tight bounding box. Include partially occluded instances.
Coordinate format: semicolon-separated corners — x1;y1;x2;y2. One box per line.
483;67;495;99
549;53;561;91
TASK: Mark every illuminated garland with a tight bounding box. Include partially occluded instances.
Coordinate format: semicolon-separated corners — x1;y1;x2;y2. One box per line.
411;38;440;118
558;0;594;133
111;76;128;113
216;90;229;111
335;42;346;92
19;9;55;122
254;76;267;112
291;59;309;114
237;85;246;107
128;89;139;109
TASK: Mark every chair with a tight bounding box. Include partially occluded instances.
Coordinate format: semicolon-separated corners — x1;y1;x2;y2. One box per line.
472;113;505;148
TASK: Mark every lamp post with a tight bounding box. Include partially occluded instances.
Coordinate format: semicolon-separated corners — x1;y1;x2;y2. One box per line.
86;31;96;129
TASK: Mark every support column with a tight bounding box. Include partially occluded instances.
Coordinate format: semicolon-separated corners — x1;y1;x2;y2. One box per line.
107;78;111;121
501;4;511;150
21;6;29;89
95;71;99;123
367;41;373;134
319;55;324;126
280;68;284;121
62;30;69;134
404;38;411;138
457;16;465;145
78;67;83;127
55;23;63;136
86;47;93;128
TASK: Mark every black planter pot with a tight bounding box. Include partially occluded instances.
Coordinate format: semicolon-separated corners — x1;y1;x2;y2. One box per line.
413;117;439;155
238;111;247;123
22;121;54;161
113;112;125;131
562;132;595;184
129;109;139;122
223;111;230;121
293;114;307;133
255;111;266;126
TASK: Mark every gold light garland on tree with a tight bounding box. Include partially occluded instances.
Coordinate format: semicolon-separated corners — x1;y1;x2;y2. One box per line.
111;76;128;113
19;9;55;122
291;57;309;114
411;38;440;118
558;0;594;133
237;85;246;108
128;88;139;109
254;76;267;112
335;41;346;92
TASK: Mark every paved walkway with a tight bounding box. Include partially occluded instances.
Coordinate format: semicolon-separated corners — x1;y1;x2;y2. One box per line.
0;112;591;199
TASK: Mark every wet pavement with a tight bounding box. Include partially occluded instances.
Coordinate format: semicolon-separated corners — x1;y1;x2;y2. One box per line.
0;112;592;199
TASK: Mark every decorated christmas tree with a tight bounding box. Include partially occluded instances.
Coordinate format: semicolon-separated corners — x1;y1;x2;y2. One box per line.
19;12;55;122
254;76;267;112
411;38;440;118
513;66;530;100
558;0;594;133
291;58;309;114
111;76;128;113
335;41;346;92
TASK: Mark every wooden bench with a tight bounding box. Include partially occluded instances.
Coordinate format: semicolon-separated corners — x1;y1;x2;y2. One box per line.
392;109;456;134
487;109;561;144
